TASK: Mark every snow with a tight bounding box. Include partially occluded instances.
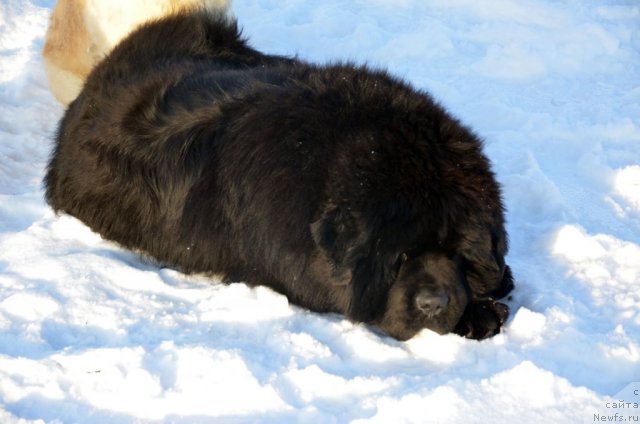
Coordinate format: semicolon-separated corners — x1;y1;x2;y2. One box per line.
1;0;639;422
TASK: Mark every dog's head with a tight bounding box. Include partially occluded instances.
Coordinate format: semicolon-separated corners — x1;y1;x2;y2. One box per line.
311;204;513;340
304;70;514;340
308;125;513;339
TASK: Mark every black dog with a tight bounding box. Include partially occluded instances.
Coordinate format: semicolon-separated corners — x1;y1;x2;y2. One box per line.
45;9;514;340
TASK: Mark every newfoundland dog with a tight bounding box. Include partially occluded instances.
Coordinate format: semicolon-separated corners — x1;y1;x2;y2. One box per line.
45;9;514;340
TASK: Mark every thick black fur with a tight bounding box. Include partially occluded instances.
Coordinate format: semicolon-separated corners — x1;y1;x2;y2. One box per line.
45;10;514;341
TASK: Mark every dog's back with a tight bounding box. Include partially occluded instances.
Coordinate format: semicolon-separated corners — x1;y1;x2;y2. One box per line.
45;10;293;273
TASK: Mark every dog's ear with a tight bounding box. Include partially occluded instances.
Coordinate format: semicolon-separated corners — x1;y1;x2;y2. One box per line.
311;207;395;322
310;206;364;266
347;249;399;322
459;221;511;299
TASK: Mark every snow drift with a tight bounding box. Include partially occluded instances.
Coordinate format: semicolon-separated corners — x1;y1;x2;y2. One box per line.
0;0;639;422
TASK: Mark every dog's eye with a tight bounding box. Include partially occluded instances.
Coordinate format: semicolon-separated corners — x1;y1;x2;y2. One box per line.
394;252;409;273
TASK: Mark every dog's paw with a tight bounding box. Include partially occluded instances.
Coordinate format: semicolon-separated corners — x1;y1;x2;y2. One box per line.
453;300;509;340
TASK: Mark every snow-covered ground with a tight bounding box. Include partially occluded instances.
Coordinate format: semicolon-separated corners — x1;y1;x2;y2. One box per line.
1;0;639;422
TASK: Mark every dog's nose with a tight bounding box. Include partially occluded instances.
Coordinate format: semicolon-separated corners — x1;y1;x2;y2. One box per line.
415;290;449;316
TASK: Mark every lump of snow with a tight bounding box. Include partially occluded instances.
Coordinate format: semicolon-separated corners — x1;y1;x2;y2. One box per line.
614;165;640;212
0;293;59;321
552;225;607;262
509;307;547;344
